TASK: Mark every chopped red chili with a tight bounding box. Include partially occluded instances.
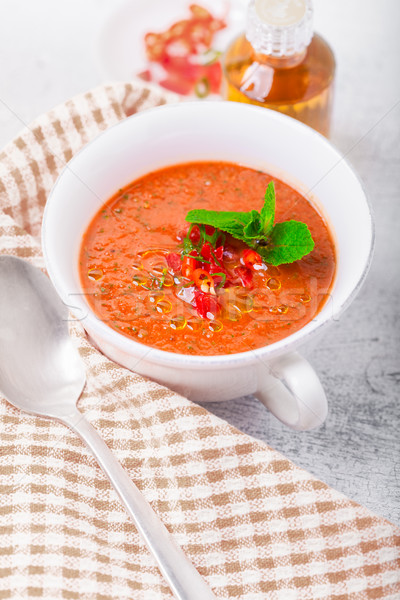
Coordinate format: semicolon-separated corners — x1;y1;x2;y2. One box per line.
193;268;215;294
182;252;198;278
242;248;263;269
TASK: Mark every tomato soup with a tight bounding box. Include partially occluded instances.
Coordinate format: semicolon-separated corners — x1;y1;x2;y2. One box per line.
79;162;336;355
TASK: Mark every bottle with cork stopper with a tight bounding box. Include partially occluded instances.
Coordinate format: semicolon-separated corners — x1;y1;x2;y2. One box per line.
222;0;335;136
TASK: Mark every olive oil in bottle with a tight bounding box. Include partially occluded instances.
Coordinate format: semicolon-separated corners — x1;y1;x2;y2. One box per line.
222;0;335;136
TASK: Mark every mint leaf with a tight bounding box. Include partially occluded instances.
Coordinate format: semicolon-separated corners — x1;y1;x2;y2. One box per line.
258;221;315;266
185;183;315;266
186;209;252;241
243;210;263;239
260;182;275;235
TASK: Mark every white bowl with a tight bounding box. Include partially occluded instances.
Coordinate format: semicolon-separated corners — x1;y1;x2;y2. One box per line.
42;102;373;430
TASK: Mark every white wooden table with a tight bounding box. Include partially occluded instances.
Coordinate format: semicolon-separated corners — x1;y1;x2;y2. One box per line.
0;0;398;524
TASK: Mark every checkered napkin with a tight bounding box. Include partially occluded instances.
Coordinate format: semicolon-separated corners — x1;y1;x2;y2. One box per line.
0;82;399;600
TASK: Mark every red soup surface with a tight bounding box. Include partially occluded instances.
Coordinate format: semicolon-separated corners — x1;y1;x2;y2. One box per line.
79;162;336;355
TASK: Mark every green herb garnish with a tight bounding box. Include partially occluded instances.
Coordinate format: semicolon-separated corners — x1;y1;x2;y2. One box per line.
185;182;314;266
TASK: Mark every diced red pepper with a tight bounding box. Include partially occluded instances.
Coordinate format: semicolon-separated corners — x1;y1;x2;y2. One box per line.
182;251;198;279
166;252;181;273
194;291;220;319
242;249;263;270
215;245;224;261
235;266;253;288
200;242;212;261
208;261;224;274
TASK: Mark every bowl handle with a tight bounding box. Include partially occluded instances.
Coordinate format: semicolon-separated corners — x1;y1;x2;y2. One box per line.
254;352;328;430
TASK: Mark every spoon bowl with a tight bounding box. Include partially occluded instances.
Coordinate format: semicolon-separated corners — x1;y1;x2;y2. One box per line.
0;256;85;419
0;255;216;600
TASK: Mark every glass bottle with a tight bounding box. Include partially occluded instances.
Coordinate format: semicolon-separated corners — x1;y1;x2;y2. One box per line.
222;0;335;136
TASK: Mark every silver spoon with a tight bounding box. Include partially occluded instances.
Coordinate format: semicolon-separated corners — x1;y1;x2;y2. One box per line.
0;255;216;600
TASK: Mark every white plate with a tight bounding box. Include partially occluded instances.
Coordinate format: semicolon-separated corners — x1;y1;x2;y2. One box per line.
95;0;246;88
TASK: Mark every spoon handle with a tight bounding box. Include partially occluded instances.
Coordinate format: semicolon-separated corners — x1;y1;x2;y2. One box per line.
63;408;216;600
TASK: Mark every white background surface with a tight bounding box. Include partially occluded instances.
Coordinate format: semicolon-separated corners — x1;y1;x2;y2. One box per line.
0;0;399;523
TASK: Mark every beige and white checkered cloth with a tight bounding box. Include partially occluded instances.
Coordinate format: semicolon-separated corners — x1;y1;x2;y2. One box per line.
0;82;399;600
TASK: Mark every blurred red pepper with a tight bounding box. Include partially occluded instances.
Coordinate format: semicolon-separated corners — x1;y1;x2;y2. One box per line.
142;5;226;97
